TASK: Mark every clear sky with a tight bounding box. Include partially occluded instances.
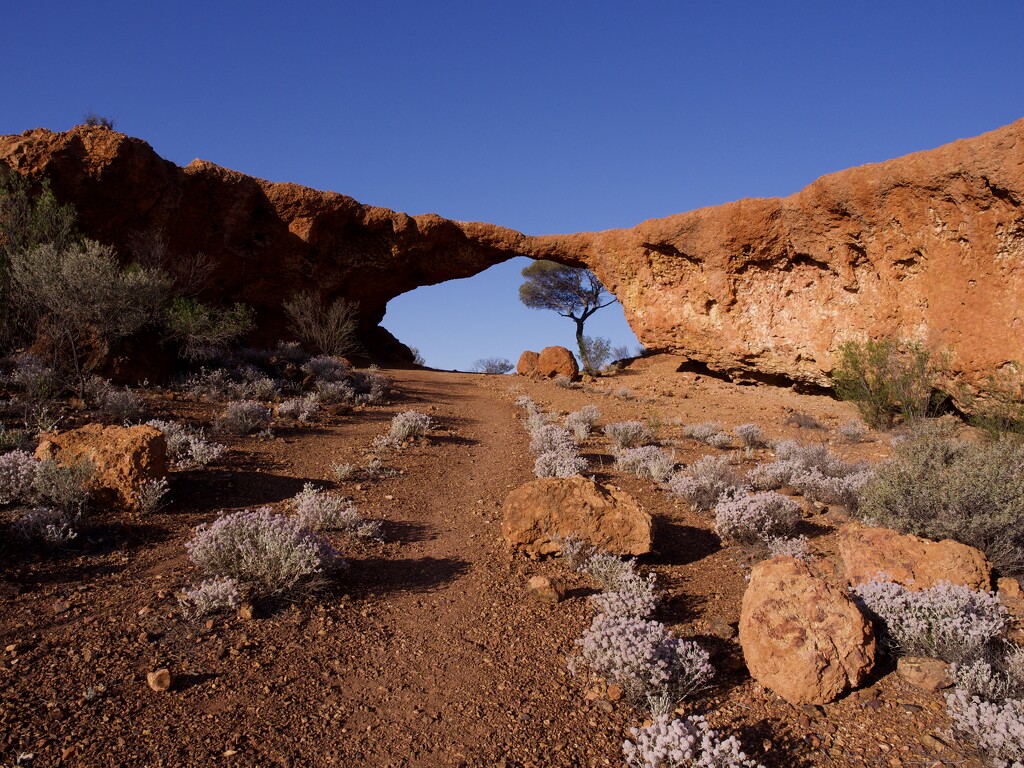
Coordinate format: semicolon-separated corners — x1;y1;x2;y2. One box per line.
3;1;1023;370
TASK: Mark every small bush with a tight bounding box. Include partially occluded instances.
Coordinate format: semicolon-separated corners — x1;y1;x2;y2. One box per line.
707;432;733;450
515;395;538;413
734;424;768;448
135;478;169;514
669;455;746;512
590;572;661;620
951;650;1024;702
529;424;576;455
785;411;824;430
10;506;77;547
624;715;763;768
565;405;600;440
684;422;725;443
472;358;513;374
349;370;390;404
765;535;811;561
146;419;225;468
857;425;1024;574
837;419;868;443
553;375;577;389
163;298;254;361
216;400;272;436
0;449;38;505
832;337;943;428
186;507;336;597
614;386;634;400
852;579;1007;663
180;576;242;620
0;426;28;453
86;378;145;424
316;379;356;404
33;457;94;515
615;446;677;484
714;491;802;545
580;335;612;374
968;364;1024;439
387;411;434;442
302;355;349;382
283;292;361;357
291;484;382;540
568;614;714;704
945;689;1024;768
278;394;321;423
605;421;655;449
534;448;588;478
7;354;60;402
583;551;640;591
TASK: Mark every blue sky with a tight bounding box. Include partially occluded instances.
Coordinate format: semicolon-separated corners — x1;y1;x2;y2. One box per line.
4;2;1023;370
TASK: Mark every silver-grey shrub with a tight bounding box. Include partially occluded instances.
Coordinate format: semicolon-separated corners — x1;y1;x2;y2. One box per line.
316;379;356;404
291;483;382;540
669;455;746;512
180;576;241;619
146;419;225;468
568;613;714;705
624;714;763;768
951;650;1024;702
684;422;724;443
945;689;1024;768
10;506;77;547
534;449;588;478
604;421;655;449
217;400;272;435
615;445;677;484
583;551;639;591
529;424;576;455
714;491;802;545
135;478;170;514
590;572;661;620
857;426;1024;575
565;405;600;440
734;423;768;449
186;507;336;597
33;457;94;515
384;410;434;444
277;393;321;423
765;535;811;561
301;355;349;382
852;579;1007;663
0;449;38;505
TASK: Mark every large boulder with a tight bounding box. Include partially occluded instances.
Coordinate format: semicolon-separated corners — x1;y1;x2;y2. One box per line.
536;346;579;380
516;350;540;377
739;557;875;705
837;523;992;591
36;424;168;509
501;476;651;556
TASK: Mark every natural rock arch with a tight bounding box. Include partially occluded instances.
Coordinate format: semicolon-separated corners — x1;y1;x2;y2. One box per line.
4;118;1024;395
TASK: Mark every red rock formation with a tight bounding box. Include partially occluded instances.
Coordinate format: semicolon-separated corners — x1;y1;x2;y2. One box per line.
531;118;1024;394
4;119;1023;392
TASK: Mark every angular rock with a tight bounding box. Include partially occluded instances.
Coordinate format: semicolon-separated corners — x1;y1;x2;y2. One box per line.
501;476;651;556
739;557;875;705
536;346;579;380
837;523;992;591
526;575;565;604
896;656;952;693
517;350;540;377
35;424;168;509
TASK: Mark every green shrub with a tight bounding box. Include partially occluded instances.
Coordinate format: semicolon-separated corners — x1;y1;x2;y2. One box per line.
966;364;1024;439
832;338;944;428
163;297;254;361
858;423;1024;574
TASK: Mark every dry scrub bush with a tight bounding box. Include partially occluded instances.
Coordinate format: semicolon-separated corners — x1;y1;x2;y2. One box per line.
291;484;381;540
277;393;321;423
604;421;655;449
302;355;349;382
10;506;78;547
734;423;768;448
615;446;677;484
534;450;588;478
565;405;600;440
714;491;802;545
216;400;272;435
669;455;746;512
852;579;1007;663
187;507;336;597
472;358;513;374
283;292;361;357
857;425;1024;574
624;715;763;768
179;576;241;620
147;419;225;468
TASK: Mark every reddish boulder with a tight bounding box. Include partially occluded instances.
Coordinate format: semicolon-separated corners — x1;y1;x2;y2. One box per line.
536;346;579;380
837;523;992;591
517;350;540;377
35;424;168;509
739;557;875;704
501;476;651;556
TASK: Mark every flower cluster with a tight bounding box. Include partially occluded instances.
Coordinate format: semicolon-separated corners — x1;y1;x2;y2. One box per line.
714;491;802;545
624;715;764;768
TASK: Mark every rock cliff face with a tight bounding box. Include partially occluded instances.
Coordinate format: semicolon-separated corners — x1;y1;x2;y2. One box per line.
3;119;1022;391
530;119;1024;392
